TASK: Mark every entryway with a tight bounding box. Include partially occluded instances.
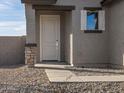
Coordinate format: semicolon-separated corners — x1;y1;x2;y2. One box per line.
37;10;73;65
40;15;60;62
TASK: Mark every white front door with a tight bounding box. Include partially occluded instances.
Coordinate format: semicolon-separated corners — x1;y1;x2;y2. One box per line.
40;15;60;61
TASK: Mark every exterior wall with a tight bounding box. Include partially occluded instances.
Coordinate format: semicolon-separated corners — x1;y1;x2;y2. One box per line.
55;0;109;67
25;4;36;43
107;0;124;68
64;12;72;65
25;0;110;67
0;37;25;66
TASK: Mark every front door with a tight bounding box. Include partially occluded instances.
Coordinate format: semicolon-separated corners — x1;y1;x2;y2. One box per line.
40;15;60;61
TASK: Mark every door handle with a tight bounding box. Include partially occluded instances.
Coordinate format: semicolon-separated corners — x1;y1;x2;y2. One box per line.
56;40;59;46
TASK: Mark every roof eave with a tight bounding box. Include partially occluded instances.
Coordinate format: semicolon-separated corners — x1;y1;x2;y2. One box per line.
21;0;57;5
101;0;113;6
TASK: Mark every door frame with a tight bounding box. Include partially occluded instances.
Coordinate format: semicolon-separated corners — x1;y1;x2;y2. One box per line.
40;15;60;62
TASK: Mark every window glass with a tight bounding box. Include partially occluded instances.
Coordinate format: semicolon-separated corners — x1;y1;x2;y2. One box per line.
87;11;98;30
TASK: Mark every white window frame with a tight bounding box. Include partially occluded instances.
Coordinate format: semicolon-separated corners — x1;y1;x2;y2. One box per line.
81;9;105;31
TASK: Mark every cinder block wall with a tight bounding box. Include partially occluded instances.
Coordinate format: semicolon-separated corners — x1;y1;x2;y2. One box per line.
0;36;26;66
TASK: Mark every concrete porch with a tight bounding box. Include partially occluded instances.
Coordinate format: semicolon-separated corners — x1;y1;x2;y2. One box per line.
34;62;72;69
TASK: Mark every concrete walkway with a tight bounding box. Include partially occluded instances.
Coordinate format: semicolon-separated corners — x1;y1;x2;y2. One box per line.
45;69;124;82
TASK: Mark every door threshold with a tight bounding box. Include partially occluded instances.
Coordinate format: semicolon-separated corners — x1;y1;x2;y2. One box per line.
37;61;68;65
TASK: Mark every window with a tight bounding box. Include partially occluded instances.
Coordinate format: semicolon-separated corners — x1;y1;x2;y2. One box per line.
87;11;98;30
81;7;105;33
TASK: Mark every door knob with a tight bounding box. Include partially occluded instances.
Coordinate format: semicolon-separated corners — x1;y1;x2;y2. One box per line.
56;40;59;46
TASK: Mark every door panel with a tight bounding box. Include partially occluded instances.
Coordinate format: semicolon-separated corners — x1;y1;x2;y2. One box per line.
40;15;60;61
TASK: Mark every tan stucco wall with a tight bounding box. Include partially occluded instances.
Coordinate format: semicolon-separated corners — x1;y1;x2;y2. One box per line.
0;37;25;66
25;4;36;43
107;1;124;68
56;0;109;67
64;12;72;65
25;0;110;67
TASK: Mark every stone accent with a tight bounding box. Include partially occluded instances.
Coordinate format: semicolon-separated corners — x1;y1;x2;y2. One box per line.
25;44;37;67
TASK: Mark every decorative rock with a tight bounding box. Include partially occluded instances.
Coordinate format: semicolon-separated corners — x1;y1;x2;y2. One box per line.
0;66;124;93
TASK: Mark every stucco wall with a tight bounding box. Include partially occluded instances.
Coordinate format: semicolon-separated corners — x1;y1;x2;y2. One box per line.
0;37;25;66
25;0;110;67
64;12;72;65
108;0;124;68
55;0;109;67
25;4;36;43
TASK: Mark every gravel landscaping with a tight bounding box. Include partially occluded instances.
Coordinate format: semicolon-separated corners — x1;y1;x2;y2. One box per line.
0;65;124;93
0;82;124;93
73;70;124;76
72;67;124;76
0;65;49;86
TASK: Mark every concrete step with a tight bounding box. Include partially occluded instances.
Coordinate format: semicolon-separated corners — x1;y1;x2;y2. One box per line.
34;63;72;70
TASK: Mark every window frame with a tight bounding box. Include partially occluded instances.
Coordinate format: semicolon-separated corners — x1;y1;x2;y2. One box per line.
82;7;104;33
